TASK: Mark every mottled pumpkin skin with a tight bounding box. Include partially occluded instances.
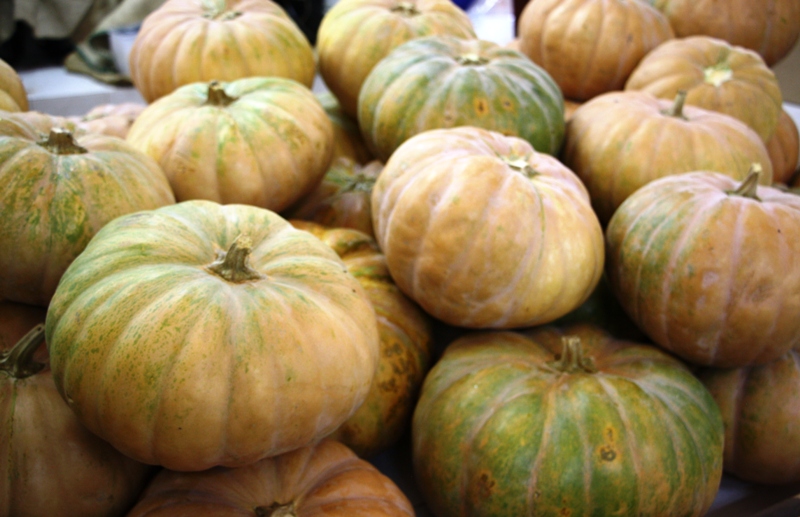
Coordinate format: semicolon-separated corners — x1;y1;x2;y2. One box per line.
358;36;566;162
284;158;383;238
0;58;28;112
127;78;334;213
698;349;800;485
561;90;773;224
290;221;432;458
412;323;724;517
0;111;176;307
625;36;784;143
1;326;153;517
517;0;674;102
129;0;315;102
316;0;476;117
316;91;375;165
648;0;800;66
127;439;415;516
371;126;604;329
606;171;800;368
45;201;380;472
767;108;800;185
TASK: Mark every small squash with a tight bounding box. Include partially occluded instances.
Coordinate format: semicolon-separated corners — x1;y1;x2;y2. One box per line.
289;220;433;458
412;323;724;517
69;102;146;139
606;169;800;368
128;0;315;102
767;108;800;185
126;439;415;517
0;58;28;112
46;200;380;472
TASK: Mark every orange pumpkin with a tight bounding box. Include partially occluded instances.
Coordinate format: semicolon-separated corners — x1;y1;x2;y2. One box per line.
0;58;27;112
316;0;476;117
648;0;800;66
371;126;604;329
129;0;315;102
126;439;415;516
126;78;334;212
517;0;674;101
290;221;433;458
69;102;146;139
767;108;800;185
625;35;784;143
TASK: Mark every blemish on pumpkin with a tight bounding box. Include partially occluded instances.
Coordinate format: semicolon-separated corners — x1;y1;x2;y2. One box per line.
600;445;617;462
473;98;490;116
477;471;496;498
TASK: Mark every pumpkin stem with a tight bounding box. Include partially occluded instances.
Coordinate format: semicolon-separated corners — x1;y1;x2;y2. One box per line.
663;90;688;119
548;336;597;374
206;235;265;283
503;156;538;179
704;56;733;87
254;502;296;517
205;81;238;107
457;53;490;66
391;1;420;15
39;128;88;155
0;324;47;379
727;164;762;200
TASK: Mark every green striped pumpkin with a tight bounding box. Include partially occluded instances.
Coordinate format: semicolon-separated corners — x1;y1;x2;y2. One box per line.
412;323;724;517
357;36;566;162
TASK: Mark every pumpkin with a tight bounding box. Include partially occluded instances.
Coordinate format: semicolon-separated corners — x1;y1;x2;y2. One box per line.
606;169;800;368
371;126;604;329
697;348;800;485
126;78;334;212
767;108;800;185
1;325;153;517
289;220;432;458
316;91;375;164
316;0;476;117
412;323;724;517
127;439;415;516
284;157;384;238
625;36;784;143
69;102;146;139
128;0;315;103
0;58;28;112
561;89;773;224
358;36;566;162
45;200;380;472
647;0;800;66
517;0;674;102
0;111;175;307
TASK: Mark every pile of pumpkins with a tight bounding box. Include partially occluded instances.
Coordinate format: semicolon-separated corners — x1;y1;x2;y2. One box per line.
1;0;800;515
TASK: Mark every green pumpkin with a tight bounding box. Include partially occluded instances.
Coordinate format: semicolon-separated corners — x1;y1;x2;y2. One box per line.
412;323;724;517
357;35;565;161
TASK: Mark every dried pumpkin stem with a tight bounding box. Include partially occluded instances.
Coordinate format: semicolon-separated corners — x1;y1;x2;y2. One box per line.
206;81;238;107
0;324;47;379
704;61;733;87
548;336;597;374
663;90;688;119
504;156;538;179
457;53;490;66
728;164;762;200
391;1;420;15
255;502;296;517
206;235;265;283
39;128;88;155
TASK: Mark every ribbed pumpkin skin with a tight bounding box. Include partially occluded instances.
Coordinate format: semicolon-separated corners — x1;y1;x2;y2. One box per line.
358;36;565;162
561;90;773;225
767;108;800;185
128;0;315;103
648;0;800;66
1;326;153;517
316;91;375;165
0;112;176;307
0;58;28;112
285;158;384;237
45;201;380;472
698;349;800;485
625;36;784;143
517;0;674;102
126;78;334;213
127;440;415;517
606;172;800;368
412;324;724;517
316;0;476;118
289;221;432;458
371;127;604;329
